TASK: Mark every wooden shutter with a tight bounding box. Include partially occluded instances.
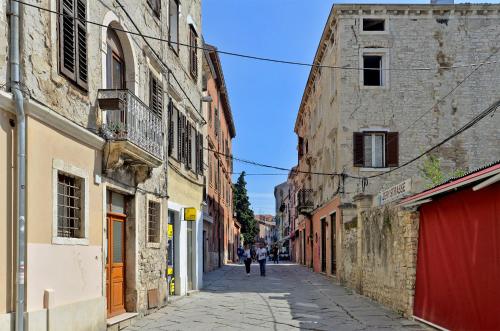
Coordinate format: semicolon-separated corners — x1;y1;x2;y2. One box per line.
199;132;204;174
187;124;192;169
75;0;88;89
168;100;174;156
353;132;364;167
189;26;198;78
150;75;163;115
386;132;399;167
59;0;76;80
178;113;184;162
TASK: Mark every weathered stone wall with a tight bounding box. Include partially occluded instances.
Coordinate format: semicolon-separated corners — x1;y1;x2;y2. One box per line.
340;204;419;317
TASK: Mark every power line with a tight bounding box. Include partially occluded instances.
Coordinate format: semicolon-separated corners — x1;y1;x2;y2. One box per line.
352;46;500;166
13;0;500;72
353;99;500;180
232;173;289;176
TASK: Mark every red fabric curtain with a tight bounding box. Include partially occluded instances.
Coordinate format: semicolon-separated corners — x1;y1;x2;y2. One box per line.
414;182;500;330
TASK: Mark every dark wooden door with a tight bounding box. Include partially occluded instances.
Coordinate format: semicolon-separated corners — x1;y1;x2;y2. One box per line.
331;213;337;275
107;213;126;317
321;219;327;272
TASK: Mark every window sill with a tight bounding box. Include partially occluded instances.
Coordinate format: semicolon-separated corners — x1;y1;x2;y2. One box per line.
360;167;390;172
147;242;161;249
52;237;89;246
360;85;388;90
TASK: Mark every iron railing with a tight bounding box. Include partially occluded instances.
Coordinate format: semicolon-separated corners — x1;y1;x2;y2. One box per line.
98;89;164;159
297;189;314;214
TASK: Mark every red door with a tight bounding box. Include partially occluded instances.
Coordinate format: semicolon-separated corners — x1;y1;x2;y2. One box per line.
106;213;126;317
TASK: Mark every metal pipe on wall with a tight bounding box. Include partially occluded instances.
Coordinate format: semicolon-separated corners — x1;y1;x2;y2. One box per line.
9;0;26;330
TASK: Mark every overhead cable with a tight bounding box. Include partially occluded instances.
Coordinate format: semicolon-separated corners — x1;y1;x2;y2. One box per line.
12;0;500;72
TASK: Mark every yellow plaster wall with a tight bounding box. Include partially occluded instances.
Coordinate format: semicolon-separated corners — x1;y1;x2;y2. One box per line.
167;165;203;208
26;117;103;245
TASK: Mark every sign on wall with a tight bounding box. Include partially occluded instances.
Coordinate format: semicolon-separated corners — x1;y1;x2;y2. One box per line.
379;178;412;205
184;207;197;221
167;224;173;237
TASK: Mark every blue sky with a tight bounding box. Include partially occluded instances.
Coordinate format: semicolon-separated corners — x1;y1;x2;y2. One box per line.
201;0;498;215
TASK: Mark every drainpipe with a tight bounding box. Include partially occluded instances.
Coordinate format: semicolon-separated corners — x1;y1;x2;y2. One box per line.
9;1;26;330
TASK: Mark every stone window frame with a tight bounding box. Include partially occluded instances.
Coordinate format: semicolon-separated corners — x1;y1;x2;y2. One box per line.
52;159;90;245
359;48;390;90
360;16;390;35
146;195;163;249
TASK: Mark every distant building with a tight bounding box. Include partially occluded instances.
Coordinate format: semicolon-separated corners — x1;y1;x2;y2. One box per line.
255;215;276;245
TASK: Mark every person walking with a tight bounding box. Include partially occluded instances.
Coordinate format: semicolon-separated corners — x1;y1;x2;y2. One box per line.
237;245;244;264
272;245;279;264
256;242;268;277
243;244;252;276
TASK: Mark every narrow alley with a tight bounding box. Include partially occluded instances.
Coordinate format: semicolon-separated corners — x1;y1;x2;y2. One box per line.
127;264;428;331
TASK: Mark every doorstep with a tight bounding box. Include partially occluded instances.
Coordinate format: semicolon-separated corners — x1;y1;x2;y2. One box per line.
107;312;138;331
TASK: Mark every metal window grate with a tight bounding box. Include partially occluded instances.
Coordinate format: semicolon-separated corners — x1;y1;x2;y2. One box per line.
148;201;160;243
57;173;82;238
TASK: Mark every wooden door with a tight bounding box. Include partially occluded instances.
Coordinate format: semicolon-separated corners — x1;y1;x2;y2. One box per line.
321;219;327;273
330;213;337;275
107;213;126;317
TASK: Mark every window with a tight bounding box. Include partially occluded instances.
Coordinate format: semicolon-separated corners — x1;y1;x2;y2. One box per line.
186;123;193;170
148;201;161;243
57;173;83;238
168;0;179;53
363;55;383;86
353;132;399;168
58;0;88;90
106;29;125;89
150;73;163;115
208;99;213;126
363;18;385;31
196;132;203;175
189;25;198;79
147;0;161;18
177;112;185;161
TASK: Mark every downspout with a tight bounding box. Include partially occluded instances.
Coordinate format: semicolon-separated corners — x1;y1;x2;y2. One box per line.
9;1;26;330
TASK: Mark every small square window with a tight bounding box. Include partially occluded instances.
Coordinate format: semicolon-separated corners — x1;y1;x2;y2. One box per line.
363;19;385;31
57;172;83;238
363;55;383;86
148;201;161;243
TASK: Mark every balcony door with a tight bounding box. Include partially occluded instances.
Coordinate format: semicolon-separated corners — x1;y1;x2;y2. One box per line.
106;29;125;89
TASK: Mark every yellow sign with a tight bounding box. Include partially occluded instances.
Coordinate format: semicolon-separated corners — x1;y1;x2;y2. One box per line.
167;224;173;238
167;267;173;275
184;207;197;221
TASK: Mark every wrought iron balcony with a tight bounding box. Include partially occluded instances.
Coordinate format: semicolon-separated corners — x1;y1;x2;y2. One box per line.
297;189;314;215
98;89;164;173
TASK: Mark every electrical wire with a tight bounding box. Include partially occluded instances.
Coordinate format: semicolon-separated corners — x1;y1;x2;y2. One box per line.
351;99;500;180
12;0;500;72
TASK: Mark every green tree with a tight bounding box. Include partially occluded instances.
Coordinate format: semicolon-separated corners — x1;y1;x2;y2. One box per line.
233;172;258;244
419;154;466;188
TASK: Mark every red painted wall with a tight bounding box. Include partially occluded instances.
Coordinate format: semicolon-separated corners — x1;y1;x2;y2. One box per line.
414;182;500;330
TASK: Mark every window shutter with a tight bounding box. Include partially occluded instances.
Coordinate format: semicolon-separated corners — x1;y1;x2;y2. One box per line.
199;132;204;174
187;124;192;169
59;0;76;80
386;132;399;167
168;99;174;156
75;0;88;89
353;132;364;167
177;112;182;160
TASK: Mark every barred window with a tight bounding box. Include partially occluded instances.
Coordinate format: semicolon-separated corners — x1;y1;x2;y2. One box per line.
148;201;161;243
57;173;83;238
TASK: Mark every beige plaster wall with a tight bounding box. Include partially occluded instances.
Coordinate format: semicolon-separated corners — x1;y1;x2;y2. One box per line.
25;117;103;311
0;110;15;314
167;166;203;209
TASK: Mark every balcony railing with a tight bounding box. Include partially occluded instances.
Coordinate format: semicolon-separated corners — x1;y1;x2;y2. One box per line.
98;89;164;160
297;189;314;215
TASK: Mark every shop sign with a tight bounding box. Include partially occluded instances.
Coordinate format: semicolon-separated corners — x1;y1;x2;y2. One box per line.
167;224;173;238
379;178;412;205
184;207;197;221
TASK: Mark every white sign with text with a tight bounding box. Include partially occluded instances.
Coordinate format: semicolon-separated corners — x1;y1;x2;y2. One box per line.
379;178;412;205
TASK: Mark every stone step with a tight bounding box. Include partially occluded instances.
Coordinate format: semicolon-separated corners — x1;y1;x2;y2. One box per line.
107;312;138;331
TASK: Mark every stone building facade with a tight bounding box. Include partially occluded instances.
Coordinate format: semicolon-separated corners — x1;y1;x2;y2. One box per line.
202;44;236;271
0;0;203;329
293;1;500;297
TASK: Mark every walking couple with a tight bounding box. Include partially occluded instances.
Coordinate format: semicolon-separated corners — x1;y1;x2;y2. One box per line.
242;242;268;277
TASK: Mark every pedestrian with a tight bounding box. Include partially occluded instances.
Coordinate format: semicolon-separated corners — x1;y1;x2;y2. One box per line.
237;245;244;264
243;244;252;276
273;245;279;264
256;242;268;277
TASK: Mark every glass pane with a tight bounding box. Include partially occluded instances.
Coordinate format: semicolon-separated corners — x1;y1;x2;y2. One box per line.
363;135;372;167
113;221;123;263
111;192;125;214
112;58;123;89
374;135;384;167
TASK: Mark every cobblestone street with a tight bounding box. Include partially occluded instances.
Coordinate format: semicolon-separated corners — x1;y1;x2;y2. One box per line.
128;263;428;331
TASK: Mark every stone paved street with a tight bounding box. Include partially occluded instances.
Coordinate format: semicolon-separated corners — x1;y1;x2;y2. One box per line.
128;263;428;331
